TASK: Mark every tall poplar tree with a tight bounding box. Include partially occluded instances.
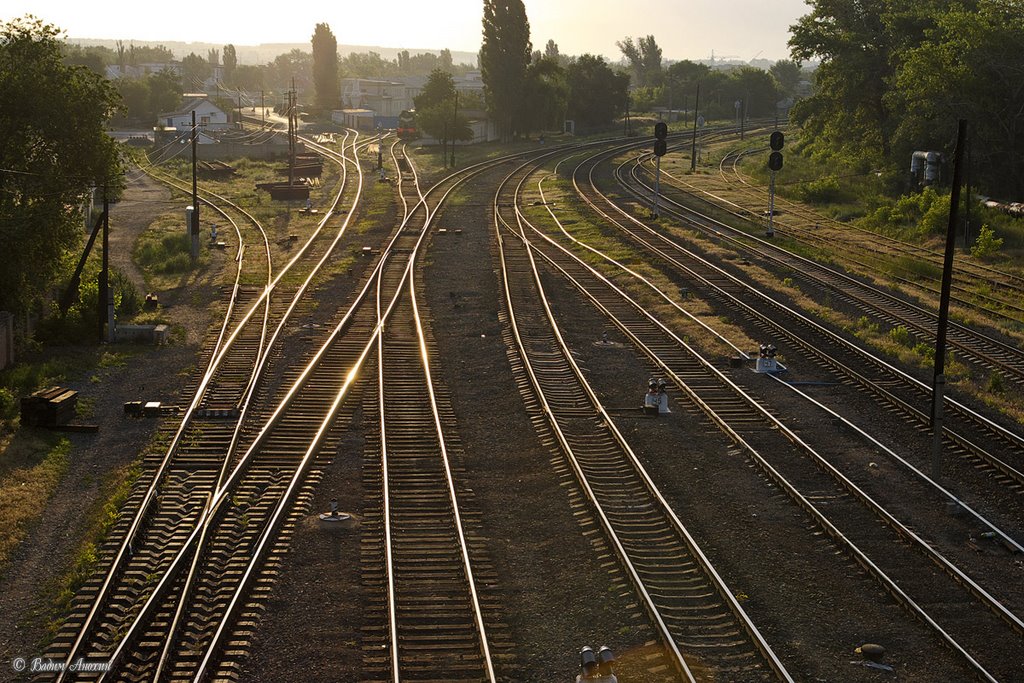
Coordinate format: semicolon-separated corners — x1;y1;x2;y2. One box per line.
223;44;237;83
481;0;532;141
311;23;339;110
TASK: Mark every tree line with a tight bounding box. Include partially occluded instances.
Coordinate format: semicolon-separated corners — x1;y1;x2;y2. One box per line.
790;0;1024;200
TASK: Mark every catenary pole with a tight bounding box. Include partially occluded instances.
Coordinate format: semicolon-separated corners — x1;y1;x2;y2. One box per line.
931;119;968;480
690;82;700;171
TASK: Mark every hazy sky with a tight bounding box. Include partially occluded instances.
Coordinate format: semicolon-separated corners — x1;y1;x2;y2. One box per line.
3;0;810;63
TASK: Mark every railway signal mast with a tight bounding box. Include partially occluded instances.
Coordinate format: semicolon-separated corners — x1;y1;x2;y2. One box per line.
652;122;668;219
766;131;784;237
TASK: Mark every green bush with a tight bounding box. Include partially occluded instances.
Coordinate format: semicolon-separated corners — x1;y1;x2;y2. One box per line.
0;387;14;423
913;342;935;361
110;268;141;316
889;324;913;346
797;176;844;204
861;186;950;238
970;224;1004;259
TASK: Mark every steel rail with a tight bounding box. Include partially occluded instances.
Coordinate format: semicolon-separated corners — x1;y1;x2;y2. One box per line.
150;130;361;681
583;150;1024;466
129;143;554;681
374;143;496;681
64;131;363;681
540;155;1024;552
510;158;1009;679
512;148;1022;679
715;143;1024;299
518;226;1002;682
518;176;1024;636
94;131;370;680
135;159;275;402
632;152;1024;387
498;153;793;682
192;132;525;681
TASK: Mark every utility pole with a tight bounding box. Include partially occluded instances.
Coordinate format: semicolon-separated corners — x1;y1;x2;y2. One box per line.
652;122;668;220
931;119;968;481
690;82;701;172
191;110;199;263
451;90;458;167
741;92;748;140
261;90;265;123
624;92;631;136
288;81;296;187
964;135;972;249
98;185;109;342
377;127;383;172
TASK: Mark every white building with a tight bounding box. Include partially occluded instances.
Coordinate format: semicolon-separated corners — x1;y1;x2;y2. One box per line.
341;78;411;119
159;95;230;135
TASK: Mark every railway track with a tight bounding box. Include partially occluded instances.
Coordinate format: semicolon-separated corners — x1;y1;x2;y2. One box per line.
506;147;1024;679
33;128;1024;682
630;148;1024;391
712;144;1024;324
43;131;378;681
565;146;1024;512
358;142;499;681
496;154;793;682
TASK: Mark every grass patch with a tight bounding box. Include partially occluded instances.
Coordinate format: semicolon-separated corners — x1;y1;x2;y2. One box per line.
44;456;142;639
0;435;71;570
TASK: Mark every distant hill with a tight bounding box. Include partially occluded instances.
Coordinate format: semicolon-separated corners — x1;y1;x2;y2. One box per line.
67;38;479;67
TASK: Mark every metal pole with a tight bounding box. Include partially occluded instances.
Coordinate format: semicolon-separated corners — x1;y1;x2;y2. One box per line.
288;86;295;187
741;95;747;140
451;90;458;167
191;111;199;264
767;171;776;237
931;119;968;480
99;185;109;341
963;135;972;249
690;82;700;172
653;155;661;219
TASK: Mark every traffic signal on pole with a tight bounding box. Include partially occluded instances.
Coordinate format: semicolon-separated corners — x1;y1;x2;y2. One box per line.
654;122;668;156
768;131;784;171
